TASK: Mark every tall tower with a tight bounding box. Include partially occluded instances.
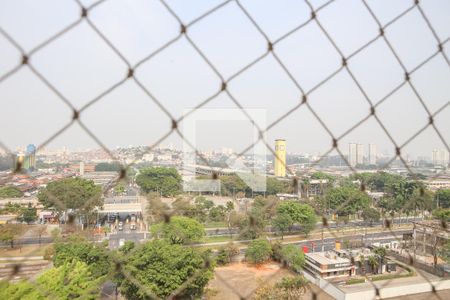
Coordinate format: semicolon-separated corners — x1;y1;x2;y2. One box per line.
25;144;36;170
274;139;286;177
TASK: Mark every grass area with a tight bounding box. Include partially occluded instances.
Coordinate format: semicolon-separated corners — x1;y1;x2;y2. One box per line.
346;278;365;285
204;221;227;228
370;272;414;282
0;244;51;258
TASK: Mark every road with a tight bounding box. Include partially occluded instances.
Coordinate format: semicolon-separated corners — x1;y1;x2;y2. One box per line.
292;230;411;252
204;217;422;236
108;223;146;249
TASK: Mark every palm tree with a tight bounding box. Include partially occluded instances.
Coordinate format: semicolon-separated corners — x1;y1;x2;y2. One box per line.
359;254;366;275
368;255;379;274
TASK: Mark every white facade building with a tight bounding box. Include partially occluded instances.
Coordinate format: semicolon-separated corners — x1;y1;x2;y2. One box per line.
357;144;364;165
368;144;377;165
432;149;449;167
348;143;357;167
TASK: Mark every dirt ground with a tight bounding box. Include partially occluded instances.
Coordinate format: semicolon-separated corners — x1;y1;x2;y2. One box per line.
206;262;333;300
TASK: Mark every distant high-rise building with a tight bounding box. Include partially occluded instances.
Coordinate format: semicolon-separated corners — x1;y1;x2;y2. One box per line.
357;144;364;165
274;139;286;177
368;144;377;165
348;143;357;167
348;143;364;167
432;149;449;167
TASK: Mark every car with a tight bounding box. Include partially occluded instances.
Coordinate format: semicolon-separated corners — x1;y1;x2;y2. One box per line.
119;239;125;247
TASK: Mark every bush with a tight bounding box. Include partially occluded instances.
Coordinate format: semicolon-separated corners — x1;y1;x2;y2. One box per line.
245;239;272;264
43;245;54;261
271;240;283;261
216;243;240;265
279;245;305;272
53;235;110;278
370;271;414;282
346;278;365;285
116;240;214;299
275;276;308;289
254;276;308;300
150;216;205;244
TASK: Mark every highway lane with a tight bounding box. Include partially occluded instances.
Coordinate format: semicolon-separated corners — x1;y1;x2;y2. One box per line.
204;217;422;236
108;223;146;249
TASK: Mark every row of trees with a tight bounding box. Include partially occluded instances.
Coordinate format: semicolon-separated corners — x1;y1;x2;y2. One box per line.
136;167;294;197
0;202;37;224
1;230;214;300
0;186;23;198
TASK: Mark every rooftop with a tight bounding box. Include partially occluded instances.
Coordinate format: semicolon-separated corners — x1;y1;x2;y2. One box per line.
306;251;350;266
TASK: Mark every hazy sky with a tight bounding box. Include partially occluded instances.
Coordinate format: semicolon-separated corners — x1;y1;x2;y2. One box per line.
0;0;449;159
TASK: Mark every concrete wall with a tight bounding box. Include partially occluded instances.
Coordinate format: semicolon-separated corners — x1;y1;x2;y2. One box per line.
303;271;346;300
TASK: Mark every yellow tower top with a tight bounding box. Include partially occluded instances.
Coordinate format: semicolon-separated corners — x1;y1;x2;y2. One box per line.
274;139;286;177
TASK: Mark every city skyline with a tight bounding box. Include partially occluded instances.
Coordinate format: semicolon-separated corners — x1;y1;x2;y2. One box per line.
4;141;449;163
0;1;448;158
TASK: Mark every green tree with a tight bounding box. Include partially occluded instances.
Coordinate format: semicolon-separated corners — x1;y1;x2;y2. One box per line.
119;241;135;254
361;207;380;226
324;186;370;216
439;240;450;263
266;177;290;195
37;260;104;299
432;208;450;222
216;242;240;265
279;244;305;272
53;235;111;278
114;182;126;194
151;216;205;244
277;201;317;235
19;203;37;224
238;207;266;239
0;202;23;214
225;201;235;237
95;162;121;172
272;212;293;239
245;239;272;264
436;189;450;208
0;280;44;300
219;174;249;196
367;255;379;274
0;261;104;300
146;192;169;224
37;177;102;216
0;224;25;248
0;186;23;198
136;167;182;196
116;240;213;299
406;188;434;218
209;205;226;222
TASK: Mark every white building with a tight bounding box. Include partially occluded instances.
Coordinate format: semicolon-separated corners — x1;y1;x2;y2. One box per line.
432;149;449;167
348;143;357;167
368;144;377;165
348;143;364;167
142;153;154;162
357;144;364;165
